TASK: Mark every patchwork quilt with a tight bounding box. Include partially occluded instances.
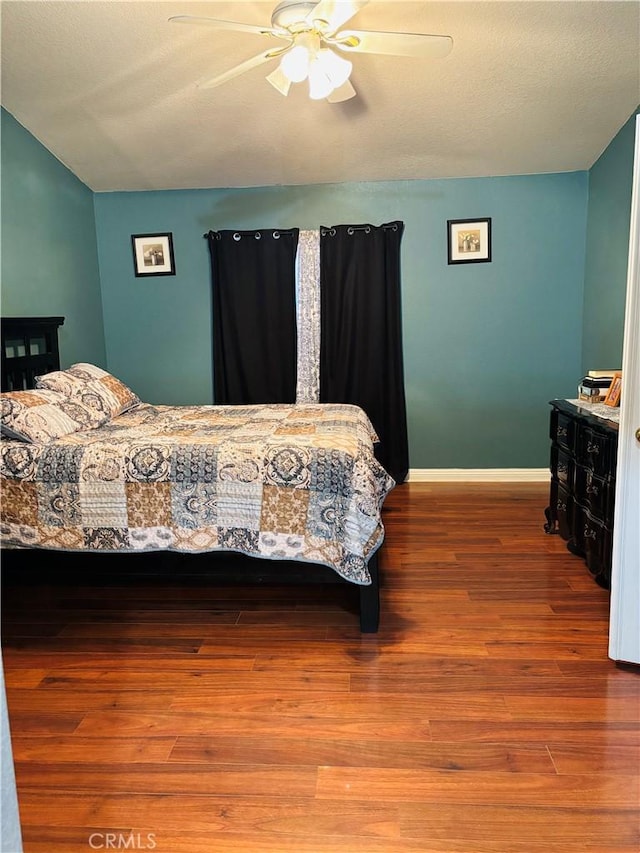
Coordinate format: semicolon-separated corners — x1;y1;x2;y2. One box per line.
0;403;395;584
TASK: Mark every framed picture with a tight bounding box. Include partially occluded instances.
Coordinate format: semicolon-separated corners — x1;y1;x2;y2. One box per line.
447;218;492;264
131;233;176;277
604;371;622;407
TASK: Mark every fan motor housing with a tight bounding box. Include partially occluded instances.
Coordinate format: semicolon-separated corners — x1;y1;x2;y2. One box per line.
271;1;324;32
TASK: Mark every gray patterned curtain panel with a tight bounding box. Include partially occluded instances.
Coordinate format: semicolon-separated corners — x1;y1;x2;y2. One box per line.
295;229;321;403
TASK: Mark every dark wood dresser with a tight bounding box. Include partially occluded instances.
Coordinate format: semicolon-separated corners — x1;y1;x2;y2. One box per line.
545;398;620;590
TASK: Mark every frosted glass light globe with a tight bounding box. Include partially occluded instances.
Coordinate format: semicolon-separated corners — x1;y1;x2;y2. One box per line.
280;45;311;82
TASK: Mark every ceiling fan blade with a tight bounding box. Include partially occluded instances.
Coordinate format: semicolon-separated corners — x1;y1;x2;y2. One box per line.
305;0;369;33
168;15;279;38
197;48;286;89
326;79;356;103
334;29;453;58
266;65;292;96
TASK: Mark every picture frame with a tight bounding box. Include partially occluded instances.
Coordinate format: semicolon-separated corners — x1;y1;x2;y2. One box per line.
447;218;492;264
603;371;622;407
131;233;176;277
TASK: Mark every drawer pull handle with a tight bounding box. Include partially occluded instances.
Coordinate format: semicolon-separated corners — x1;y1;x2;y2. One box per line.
586;484;599;495
558;501;567;512
557;427;568;438
584;525;597;540
587;442;600;454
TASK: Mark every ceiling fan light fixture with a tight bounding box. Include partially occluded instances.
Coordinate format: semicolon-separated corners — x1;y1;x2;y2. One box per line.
280;44;311;82
171;2;453;103
316;47;352;88
307;58;334;100
279;30;320;82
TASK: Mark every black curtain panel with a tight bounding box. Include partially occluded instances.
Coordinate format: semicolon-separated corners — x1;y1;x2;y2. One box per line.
319;221;409;483
206;228;299;404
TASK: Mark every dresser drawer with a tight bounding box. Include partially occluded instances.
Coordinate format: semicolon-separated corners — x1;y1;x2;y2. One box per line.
550;410;575;452
573;504;608;565
583;513;612;588
555;484;574;540
574;464;610;521
576;425;615;478
551;445;573;489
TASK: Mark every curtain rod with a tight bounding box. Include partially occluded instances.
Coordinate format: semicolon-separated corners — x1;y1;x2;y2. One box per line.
332;223;400;231
321;222;401;236
203;222;402;238
203;229;298;239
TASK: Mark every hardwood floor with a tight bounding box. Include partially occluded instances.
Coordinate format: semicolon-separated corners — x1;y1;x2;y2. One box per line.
2;482;639;853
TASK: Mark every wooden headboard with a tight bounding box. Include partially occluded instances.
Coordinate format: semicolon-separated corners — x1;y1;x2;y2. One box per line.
1;316;65;391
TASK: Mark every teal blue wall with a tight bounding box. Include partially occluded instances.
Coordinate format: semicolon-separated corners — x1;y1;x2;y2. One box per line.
8;99;636;471
95;173;588;468
0;109;106;368
582;106;639;372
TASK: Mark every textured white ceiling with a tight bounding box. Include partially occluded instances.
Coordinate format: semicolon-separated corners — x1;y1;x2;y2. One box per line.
1;1;639;192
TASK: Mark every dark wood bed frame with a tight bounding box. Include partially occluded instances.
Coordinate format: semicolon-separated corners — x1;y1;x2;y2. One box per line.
1;316;381;632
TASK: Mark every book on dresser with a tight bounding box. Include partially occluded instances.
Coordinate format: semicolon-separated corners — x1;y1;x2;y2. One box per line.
578;392;607;403
577;374;615;404
581;377;613;389
577;379;608;403
587;369;620;379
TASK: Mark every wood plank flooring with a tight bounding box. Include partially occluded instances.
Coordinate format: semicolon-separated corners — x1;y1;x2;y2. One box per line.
2;482;639;853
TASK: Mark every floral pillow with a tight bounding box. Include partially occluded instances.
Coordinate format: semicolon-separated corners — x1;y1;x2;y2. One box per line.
1;389;104;444
36;363;140;419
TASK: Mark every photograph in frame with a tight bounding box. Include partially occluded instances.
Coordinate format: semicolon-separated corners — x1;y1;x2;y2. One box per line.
604;371;622;407
447;218;492;264
131;233;176;277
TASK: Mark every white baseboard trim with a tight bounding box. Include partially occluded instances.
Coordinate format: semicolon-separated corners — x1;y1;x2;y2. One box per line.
407;468;549;483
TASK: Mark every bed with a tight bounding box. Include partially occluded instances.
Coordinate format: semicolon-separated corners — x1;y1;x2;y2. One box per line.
0;318;394;632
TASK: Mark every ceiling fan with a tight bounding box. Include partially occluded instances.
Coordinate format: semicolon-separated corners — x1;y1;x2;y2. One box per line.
169;0;453;102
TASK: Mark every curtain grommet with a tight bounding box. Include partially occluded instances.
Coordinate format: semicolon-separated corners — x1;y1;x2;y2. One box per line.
233;232;241;241
255;232;261;240
273;231;280;239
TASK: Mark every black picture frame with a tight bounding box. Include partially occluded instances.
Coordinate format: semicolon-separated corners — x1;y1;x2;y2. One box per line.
447;218;492;265
131;232;176;277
